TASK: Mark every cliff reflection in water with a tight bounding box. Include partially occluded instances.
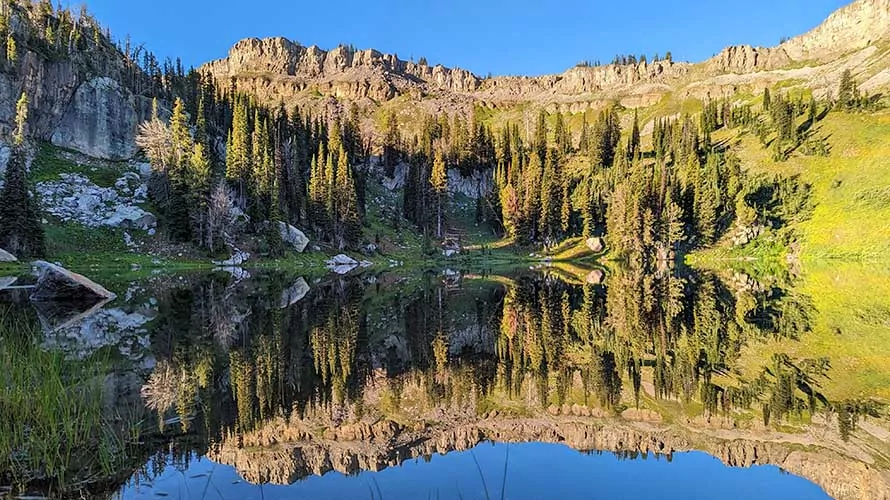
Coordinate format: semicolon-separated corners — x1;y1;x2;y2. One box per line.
122;265;887;499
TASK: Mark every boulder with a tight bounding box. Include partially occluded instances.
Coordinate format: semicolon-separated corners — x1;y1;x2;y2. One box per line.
106;205;157;230
279;277;310;308
30;261;117;303
327;254;358;266
0;276;16;291
586;269;605;285
277;222;310;253
0;248;17;262
585;237;604;253
213;250;250;267
326;254;359;275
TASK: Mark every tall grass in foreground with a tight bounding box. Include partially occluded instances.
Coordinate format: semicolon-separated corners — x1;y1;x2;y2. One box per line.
0;308;139;493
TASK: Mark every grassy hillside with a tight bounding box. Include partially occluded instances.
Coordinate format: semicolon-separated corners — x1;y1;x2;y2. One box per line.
734;110;890;261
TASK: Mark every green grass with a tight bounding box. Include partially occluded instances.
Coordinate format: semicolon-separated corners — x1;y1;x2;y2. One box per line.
736;110;890;261
31;143;127;188
0;307;140;493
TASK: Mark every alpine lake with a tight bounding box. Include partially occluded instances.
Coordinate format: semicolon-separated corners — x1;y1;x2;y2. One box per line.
1;258;888;499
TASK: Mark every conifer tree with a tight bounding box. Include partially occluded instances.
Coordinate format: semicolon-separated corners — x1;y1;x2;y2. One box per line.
837;69;855;110
627;109;641;161
430;149;448;238
335;145;361;249
6;33;16;63
13;92;27;145
0;92;44;258
763;87;772;111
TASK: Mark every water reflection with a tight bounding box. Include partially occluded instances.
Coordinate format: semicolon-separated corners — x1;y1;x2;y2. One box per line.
1;265;888;498
114;444;829;500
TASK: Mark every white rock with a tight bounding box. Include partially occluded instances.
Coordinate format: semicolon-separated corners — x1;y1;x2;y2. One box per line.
279;277;310;308
277;222;310;253
0;248;17;262
327;254;359;267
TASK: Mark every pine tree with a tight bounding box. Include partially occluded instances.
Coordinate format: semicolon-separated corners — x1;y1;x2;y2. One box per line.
627;109;641;161
6;33;16;63
837;69;855;110
578;114;590;154
533;110;548;163
189;142;212;248
430;149;448;238
335;146;361;249
763;87;772;111
540;149;562;242
523;153;542;242
14;92;28;145
0;93;44;257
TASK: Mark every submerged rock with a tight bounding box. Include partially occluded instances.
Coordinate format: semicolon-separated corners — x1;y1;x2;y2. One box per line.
278;222;310;253
29;261;117;303
0;247;16;262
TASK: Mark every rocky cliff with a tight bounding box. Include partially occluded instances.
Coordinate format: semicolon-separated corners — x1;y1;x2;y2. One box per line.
0;2;154;162
200;0;890;120
201;37;481;103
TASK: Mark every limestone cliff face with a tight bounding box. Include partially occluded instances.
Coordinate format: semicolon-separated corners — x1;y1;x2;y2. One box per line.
704;45;792;74
202;37;481;102
202;37;691;108
0;3;152;161
780;0;890;62
208;416;890;500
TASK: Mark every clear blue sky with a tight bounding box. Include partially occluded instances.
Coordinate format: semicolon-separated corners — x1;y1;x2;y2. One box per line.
78;0;850;76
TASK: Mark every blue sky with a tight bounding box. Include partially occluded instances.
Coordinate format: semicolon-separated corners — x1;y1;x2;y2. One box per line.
80;0;849;76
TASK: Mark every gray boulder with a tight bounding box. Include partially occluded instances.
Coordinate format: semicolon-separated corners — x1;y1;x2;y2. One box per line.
277;222;310;253
586;237;605;253
326;254;359;274
213;249;250;267
0;248;17;262
0;276;16;291
30;261;117;303
279;277;310;309
106;205;157;230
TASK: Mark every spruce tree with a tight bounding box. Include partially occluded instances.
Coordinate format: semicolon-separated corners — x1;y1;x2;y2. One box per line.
335;146;361;249
0;93;44;257
430;149;448;238
837;69;855;110
6;33;16;63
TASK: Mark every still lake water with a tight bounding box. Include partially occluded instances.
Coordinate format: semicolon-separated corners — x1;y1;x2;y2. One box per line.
114;445;828;499
1;263;885;498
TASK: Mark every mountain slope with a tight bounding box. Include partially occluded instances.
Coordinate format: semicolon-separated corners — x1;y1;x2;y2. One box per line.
200;0;890;126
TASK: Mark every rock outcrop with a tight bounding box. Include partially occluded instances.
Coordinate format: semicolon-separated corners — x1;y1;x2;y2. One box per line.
277;222;310;253
779;0;890;62
29;261;117;303
585;237;604;253
0;4;156;161
202;37;481;103
50;77;149;160
0;248;16;262
36;172;155;231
